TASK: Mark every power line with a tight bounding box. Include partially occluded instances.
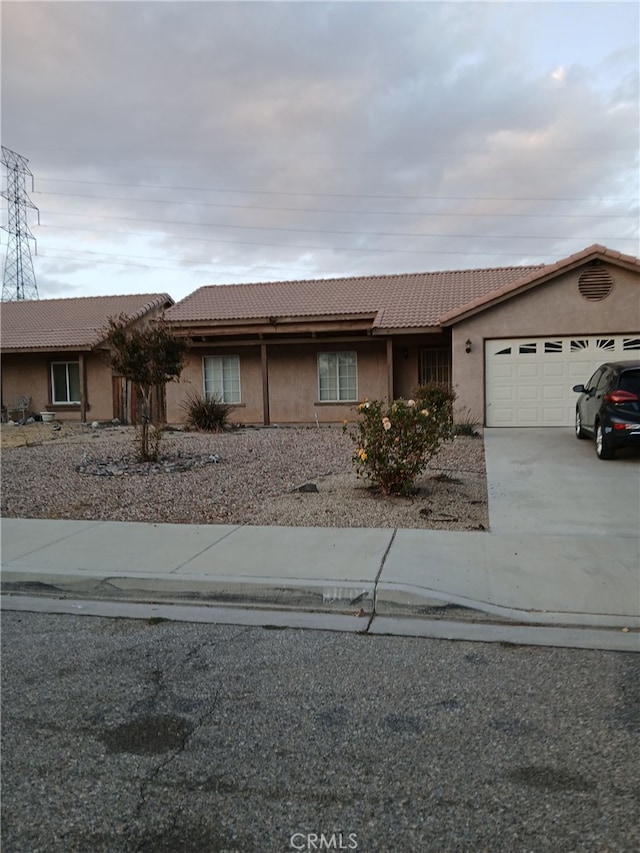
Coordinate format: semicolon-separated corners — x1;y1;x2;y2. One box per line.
37;177;636;203
37;213;634;244
34;190;638;220
35;232;608;261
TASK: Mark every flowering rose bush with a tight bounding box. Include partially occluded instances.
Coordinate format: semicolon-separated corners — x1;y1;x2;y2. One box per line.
343;383;455;495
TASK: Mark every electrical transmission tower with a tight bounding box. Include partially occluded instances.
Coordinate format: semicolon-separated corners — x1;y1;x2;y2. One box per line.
1;146;40;301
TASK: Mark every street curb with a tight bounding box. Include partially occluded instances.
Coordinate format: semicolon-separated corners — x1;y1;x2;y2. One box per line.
3;565;638;634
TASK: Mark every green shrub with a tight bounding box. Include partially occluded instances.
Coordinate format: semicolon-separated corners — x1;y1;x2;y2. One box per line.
181;392;233;432
343;383;455;496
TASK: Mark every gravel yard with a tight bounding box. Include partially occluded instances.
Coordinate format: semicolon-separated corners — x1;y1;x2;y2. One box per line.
0;423;488;530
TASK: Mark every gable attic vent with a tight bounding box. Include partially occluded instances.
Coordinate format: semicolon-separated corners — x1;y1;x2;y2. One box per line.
578;264;614;301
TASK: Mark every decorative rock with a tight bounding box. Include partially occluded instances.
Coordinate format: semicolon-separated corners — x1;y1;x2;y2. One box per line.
91;421;100;429
298;482;319;493
76;452;223;477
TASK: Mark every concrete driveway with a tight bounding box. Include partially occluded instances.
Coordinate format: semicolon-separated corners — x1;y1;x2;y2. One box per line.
484;428;640;536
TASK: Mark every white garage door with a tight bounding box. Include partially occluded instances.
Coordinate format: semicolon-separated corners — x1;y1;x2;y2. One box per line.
485;335;640;427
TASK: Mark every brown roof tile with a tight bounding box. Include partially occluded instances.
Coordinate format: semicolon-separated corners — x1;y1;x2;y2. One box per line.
439;244;640;324
0;293;173;352
166;265;543;329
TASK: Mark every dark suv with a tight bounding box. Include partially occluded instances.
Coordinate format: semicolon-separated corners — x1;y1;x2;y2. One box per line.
573;360;640;459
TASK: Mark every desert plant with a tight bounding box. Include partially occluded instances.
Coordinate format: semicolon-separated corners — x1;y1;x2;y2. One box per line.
453;408;481;437
182;392;233;432
343;383;455;496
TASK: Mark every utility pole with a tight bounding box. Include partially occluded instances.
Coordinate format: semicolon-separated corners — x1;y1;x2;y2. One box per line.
1;146;39;301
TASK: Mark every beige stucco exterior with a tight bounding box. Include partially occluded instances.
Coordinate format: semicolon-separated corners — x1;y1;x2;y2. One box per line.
165;334;449;425
1;301;171;424
7;249;636;428
1;350;116;422
449;261;640;424
168;340;389;424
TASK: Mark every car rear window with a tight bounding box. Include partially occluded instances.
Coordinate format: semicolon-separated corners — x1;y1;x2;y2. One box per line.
619;370;640;394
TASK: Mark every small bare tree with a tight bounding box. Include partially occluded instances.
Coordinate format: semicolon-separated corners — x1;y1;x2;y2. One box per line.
105;316;187;461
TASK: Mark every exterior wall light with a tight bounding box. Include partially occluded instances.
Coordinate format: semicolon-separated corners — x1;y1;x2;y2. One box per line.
465;339;472;353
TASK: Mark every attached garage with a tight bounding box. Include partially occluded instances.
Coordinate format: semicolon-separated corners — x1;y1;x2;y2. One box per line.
485;335;640;426
443;246;640;428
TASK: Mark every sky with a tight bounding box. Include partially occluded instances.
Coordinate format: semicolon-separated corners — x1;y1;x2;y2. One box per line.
1;0;639;303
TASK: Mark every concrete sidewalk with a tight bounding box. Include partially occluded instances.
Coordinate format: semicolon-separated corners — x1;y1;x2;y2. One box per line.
1;517;638;651
2;429;638;651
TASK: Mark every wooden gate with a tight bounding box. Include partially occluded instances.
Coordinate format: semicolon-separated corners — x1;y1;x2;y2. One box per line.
111;377;165;425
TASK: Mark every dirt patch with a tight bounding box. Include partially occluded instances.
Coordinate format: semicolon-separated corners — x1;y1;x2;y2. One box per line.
1;421;90;450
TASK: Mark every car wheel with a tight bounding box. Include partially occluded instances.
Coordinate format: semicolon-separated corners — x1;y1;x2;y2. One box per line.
596;422;615;460
575;409;588;439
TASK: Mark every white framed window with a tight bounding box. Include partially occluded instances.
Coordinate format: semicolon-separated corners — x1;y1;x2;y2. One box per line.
51;361;80;403
318;352;357;402
203;355;241;403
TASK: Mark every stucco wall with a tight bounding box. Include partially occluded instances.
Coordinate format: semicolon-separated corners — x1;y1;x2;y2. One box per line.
268;341;387;423
1;352;114;421
166;346;264;424
450;262;640;424
166;340;391;425
85;354;115;420
1;354;48;416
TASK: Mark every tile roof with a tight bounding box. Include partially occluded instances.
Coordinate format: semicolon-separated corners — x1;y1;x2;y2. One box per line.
440;245;640;324
0;293;173;351
166;265;544;330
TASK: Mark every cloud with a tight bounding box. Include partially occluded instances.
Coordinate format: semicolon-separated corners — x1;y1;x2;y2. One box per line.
1;1;638;300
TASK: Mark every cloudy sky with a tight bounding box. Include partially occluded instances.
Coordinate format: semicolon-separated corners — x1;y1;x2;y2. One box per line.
2;0;638;302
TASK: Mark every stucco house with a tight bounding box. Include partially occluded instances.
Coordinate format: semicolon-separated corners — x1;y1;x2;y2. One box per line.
1;293;173;423
164;244;640;428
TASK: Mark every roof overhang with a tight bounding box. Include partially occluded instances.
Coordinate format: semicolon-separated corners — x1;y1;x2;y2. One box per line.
440;245;640;326
371;325;444;336
1;343;96;355
168;312;379;339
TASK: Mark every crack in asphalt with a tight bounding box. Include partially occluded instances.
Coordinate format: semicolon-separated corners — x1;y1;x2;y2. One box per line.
130;629;247;829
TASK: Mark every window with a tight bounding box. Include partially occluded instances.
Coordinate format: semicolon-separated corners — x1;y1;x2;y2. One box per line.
519;342;537;354
619;369;640;395
623;338;640;351
203;356;241;403
318;352;357;402
51;362;80;403
571;340;589;352
585;368;603;392
596;339;615;351
419;348;452;386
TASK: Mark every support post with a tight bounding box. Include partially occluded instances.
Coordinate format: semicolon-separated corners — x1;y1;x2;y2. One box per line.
261;343;270;425
386;339;394;402
79;353;87;422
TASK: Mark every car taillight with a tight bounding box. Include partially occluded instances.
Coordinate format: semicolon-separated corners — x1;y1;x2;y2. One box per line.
604;390;639;404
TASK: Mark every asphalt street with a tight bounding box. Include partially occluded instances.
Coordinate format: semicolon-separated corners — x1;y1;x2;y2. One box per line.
1;611;638;853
